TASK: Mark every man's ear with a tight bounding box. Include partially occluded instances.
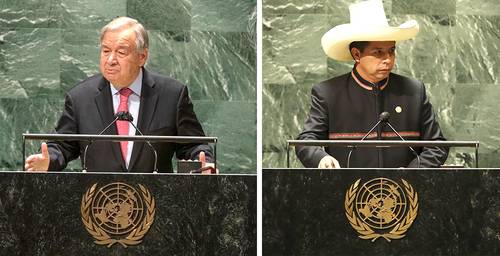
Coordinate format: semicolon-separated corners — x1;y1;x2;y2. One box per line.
351;48;361;62
139;48;149;67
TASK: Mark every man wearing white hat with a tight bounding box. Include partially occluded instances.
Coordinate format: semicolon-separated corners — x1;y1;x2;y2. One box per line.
296;0;448;168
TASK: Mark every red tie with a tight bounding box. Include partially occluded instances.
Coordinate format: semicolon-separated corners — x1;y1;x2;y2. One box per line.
117;88;133;162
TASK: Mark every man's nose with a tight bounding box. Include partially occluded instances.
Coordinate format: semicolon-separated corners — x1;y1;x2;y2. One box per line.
382;53;393;63
107;52;117;65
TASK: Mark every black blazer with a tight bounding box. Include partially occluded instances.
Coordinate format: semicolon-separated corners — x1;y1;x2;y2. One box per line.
296;72;448;168
48;68;213;172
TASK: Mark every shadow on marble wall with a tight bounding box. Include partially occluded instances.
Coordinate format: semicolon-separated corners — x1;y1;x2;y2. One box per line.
0;0;257;173
263;0;500;168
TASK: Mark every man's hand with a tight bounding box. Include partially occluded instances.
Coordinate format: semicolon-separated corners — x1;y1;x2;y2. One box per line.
25;143;50;172
199;151;218;174
318;155;341;169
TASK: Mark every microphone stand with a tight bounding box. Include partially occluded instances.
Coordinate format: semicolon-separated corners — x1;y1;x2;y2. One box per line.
82;111;160;172
347;83;384;168
128;121;158;173
82;115;120;171
346;113;388;168
347;110;421;168
384;122;421;168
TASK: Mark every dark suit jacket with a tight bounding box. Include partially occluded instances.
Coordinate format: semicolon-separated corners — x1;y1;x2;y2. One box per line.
296;72;448;168
48;68;213;172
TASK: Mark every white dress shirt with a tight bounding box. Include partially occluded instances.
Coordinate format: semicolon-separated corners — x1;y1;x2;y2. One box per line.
110;70;142;168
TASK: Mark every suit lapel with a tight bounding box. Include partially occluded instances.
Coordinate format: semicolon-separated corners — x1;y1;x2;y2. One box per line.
94;77;127;171
129;69;159;171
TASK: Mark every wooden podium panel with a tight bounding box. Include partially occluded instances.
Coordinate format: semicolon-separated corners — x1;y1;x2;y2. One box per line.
263;168;499;255
0;172;256;255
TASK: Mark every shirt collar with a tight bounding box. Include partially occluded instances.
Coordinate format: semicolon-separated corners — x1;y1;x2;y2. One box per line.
351;65;389;91
110;69;143;96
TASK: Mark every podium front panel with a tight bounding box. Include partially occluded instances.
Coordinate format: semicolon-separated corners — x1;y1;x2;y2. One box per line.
263;168;499;255
0;172;256;255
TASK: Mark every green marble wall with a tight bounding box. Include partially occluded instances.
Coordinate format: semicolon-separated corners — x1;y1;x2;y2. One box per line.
263;0;500;168
0;0;257;173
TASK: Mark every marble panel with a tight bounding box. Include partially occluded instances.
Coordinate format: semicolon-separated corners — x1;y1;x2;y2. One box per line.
263;14;328;85
263;81;316;168
264;0;326;15
448;84;500;168
391;15;456;86
60;29;100;92
457;0;500;16
192;0;256;33
455;15;500;84
60;0;126;28
187;31;256;101
145;30;191;85
0;0;61;28
126;0;191;32
392;0;456;15
0;28;61;98
194;101;256;173
0;98;63;171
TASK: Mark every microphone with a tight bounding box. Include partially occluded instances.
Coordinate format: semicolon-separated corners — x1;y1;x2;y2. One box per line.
116;111;132;121
381;112;421;168
379;111;390;122
346;112;388;168
116;111;159;172
82;111;159;172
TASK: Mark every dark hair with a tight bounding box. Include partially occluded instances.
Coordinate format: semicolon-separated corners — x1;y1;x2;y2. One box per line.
349;41;370;53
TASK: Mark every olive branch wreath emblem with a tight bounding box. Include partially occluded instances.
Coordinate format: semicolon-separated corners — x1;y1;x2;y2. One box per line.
344;178;418;242
81;183;156;248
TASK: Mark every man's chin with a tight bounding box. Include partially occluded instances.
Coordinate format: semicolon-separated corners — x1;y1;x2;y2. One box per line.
103;74;119;83
376;73;390;80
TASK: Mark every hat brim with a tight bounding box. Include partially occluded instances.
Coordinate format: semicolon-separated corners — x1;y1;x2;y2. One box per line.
321;20;419;61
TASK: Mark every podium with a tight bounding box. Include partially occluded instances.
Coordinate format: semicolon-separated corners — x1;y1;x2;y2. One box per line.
0;171;256;255
263;168;499;255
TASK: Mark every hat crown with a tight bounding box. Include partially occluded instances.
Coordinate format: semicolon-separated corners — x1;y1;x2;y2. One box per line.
321;0;419;61
349;0;389;27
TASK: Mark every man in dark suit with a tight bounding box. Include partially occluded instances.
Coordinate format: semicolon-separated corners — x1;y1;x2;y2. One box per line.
25;17;213;173
296;0;448;168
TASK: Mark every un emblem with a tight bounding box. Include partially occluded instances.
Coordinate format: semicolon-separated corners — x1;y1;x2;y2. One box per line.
345;178;418;242
81;182;156;247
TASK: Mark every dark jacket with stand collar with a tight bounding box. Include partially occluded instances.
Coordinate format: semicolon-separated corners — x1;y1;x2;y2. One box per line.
296;69;448;168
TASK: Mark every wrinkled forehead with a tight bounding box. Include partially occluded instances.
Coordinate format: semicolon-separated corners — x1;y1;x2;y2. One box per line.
101;28;137;48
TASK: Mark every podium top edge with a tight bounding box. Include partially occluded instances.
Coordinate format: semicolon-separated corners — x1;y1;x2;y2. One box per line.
263;168;500;171
1;171;256;177
286;140;479;147
22;133;217;143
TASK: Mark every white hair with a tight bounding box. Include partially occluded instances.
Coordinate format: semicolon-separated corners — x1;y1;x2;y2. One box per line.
100;17;149;53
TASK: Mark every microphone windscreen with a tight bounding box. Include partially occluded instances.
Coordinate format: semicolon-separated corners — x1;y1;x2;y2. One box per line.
379;111;390;122
116;111;133;121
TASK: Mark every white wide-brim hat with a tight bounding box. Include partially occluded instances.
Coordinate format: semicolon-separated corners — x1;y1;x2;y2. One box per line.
321;0;419;61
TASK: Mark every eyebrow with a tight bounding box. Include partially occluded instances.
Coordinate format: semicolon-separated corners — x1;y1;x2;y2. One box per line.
100;44;131;50
371;46;396;50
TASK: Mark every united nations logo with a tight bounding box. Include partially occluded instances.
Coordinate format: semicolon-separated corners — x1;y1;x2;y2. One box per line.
345;178;418;242
81;182;156;247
